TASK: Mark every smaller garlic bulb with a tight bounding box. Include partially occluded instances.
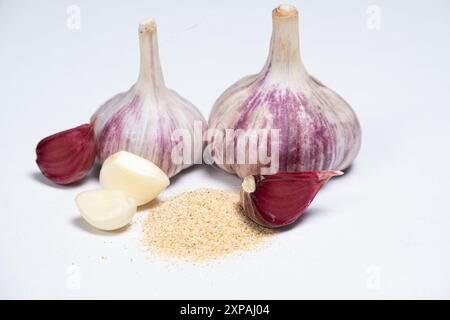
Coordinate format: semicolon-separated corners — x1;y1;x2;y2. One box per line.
91;19;206;178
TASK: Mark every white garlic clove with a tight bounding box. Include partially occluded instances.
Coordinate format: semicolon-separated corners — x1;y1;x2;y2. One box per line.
75;189;137;231
35;124;96;185
100;151;170;206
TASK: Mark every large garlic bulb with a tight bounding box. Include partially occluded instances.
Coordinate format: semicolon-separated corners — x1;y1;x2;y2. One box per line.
208;5;361;178
91;19;206;177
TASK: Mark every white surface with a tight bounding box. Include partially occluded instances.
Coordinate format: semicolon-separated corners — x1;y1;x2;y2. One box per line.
1;0;450;299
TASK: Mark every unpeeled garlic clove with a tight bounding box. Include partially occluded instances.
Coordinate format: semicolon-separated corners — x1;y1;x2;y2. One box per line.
240;170;343;228
36;124;96;185
76;189;137;231
100;151;170;206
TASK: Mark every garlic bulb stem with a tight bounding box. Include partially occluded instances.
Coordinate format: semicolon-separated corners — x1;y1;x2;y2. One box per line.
263;5;307;82
138;19;166;90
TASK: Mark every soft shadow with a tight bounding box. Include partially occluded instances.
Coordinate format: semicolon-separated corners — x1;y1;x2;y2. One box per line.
71;217;129;236
203;164;242;188
276;208;327;232
138;197;162;212
168;164;203;185
30;172;80;189
30;162;101;189
169;163;241;189
88;162;101;181
322;163;357;189
336;163;355;179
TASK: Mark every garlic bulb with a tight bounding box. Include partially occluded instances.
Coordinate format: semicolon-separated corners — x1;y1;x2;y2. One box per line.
208;5;361;178
91;19;206;178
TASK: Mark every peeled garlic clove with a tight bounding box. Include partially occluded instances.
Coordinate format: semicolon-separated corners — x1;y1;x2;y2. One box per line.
100;151;170;206
240;170;343;228
91;19;207;178
36;124;96;185
76;189;137;231
208;5;361;178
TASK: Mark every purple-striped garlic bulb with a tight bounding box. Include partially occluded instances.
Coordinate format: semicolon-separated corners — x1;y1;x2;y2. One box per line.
208;5;361;178
91;19;206;178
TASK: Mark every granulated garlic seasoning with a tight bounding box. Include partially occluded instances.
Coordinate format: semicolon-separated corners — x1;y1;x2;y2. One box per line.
142;189;275;262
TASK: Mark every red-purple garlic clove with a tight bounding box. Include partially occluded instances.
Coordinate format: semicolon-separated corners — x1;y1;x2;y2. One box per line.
240;170;343;228
36;124;97;185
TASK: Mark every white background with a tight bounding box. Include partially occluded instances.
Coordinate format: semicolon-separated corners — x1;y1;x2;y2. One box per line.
1;0;450;299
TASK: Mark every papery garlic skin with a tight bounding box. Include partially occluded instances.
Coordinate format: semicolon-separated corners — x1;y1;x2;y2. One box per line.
209;5;361;178
91;19;206;178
